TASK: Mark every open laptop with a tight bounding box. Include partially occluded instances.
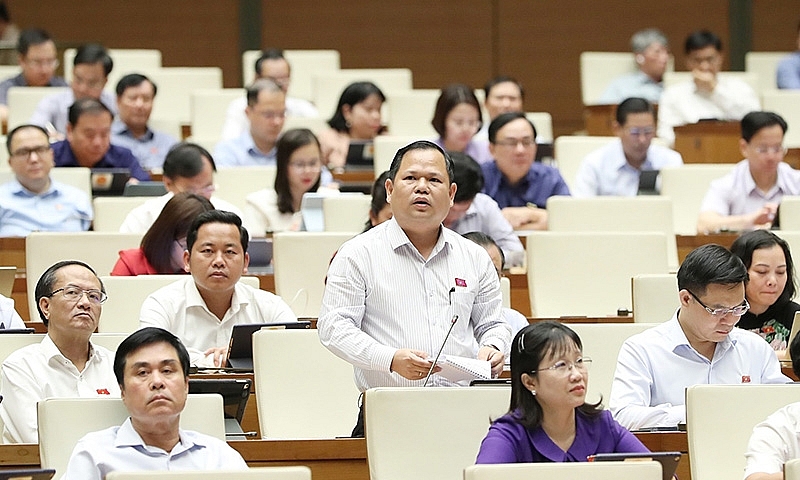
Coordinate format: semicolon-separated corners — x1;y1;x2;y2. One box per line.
188;378;251;436
787;311;800;349
299;193;325;232
0;469;56;480
637;169;660;196
91;168;131;196
588;451;681;480
246;237;273;273
226;321;312;370
345;140;374;167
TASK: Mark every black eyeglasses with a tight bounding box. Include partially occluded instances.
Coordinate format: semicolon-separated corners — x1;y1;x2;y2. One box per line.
687;290;749;317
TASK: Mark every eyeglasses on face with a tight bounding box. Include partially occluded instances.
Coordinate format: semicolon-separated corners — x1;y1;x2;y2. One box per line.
48;286;107;305
687;290;749;317
530;357;592;376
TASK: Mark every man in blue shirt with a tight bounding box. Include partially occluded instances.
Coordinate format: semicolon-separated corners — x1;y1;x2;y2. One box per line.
0;124;91;236
481;112;570;230
598;29;670;104
52;98;149;181
777;21;800;89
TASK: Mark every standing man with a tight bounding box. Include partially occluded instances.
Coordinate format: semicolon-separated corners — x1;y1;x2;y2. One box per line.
609;245;790;430
319;141;511;436
474;76;525;142
599;29;670;104
214;79;285;167
0;124;92;236
111;73;178;171
482;112;570;230
0;260;120;443
139;210;295;366
62;327;247;479
119;142;241;233
30;43;117;136
0;28;66;122
697;111;800;233
657;30;760;146
573;97;683;197
220;48;318;141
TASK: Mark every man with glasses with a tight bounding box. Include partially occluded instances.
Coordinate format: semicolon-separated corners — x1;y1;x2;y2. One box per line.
573;97;683;197
481;112;570;230
119;142;241;234
657;30;760;146
31;43;117;137
0;260;120;443
0;124;91;236
697;111;800;233
609;245;790;430
0;29;67;123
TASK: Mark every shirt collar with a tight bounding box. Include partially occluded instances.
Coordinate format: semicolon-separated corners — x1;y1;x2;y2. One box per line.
609;138;654;173
184;276;249;316
9;177;59;198
114;417;202;455
669;310;736;357
385;217;449;260
111;118;154;141
42;333;99;363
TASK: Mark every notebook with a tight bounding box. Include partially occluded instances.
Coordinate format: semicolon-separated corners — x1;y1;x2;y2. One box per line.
587;451;681;480
91;168;131;196
226;321;312;370
0;469;56;480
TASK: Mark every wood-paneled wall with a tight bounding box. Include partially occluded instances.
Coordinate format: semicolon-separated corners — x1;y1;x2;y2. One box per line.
7;1;800;136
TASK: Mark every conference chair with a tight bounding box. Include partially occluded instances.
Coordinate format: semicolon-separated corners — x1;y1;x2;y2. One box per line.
92;197;150;232
25;232;143;320
780;197;800;230
761;89;800;147
0;65;19;82
189;88;244;140
38;395;225;478
88;333;129;352
252;329;360;438
686;384;800;480
500;276;511;309
553;135;615;191
663;71;760;91
526;232;669;317
107;467;312;480
148;67;224;124
526;111;554;144
567;323;659;405
242;49;341;101
311;68;413;119
322;194;371;232
6;86;69;131
64;48;162;88
98;275;260;334
631;273;679;323
384;89;440;137
147;116;183;140
546;196;678;270
272;232;354;317
659;164;735;235
214;166;277;213
745;51;791;92
372;134;424;179
364;386;510;480
281;115;328;135
0;135;8;168
786;458;800;480
775;232;800;290
464;461;662;480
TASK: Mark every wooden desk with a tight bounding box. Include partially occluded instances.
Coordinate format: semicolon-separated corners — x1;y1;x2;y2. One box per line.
634;431;690;480
676;233;738;263
673;121;740;165
331;169;374;193
583;104;617;136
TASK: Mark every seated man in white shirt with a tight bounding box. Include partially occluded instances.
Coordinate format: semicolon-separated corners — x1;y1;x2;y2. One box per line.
0;260;120;443
609;244;790;430
697;111;800;233
139;210;296;366
573;97;683;197
62;327;247;479
119;142;242;233
220;48;318;141
657;30;760;146
598;29;670;105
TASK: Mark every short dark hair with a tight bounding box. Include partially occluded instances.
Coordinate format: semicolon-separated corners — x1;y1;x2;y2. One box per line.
484;76;525;101
327;81;386;133
73;43;113;76
17;28;52;56
431;83;482;138
163;143;216;180
678;244;748;296
388;140;454;185
67;98;112;126
449;151;484;203
275;128;321;215
462;231;505;269
6;124;48;155
730;230;796;307
685;30;722;54
507;322;602;430
615;97;655;125
246;78;283;107
115;73;157;97
35;260;104;325
254;48;286;75
113;327;190;388
186;210;249;254
488;112;537;144
364;170;392;232
741;111;788;143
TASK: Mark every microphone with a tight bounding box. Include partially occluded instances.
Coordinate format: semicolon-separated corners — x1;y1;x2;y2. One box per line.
423;314;458;387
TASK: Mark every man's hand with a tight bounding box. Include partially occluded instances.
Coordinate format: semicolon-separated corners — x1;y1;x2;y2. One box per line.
749;203;778;229
391;348;440;380
478;346;505;378
692;69;718;94
204;346;229;367
502;206;548;230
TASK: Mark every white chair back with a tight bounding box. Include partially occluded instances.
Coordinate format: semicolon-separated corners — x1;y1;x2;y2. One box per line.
253;329;360;438
190;88;244;140
107;467;312;480
659;164;735;234
745;51;791;92
526;232;669;317
242;49;341;101
500;276;511;309
214;166;276;213
7;86;69;131
464;461;663;480
373;135;424;178
526;111;554;144
385;89;440;136
631;273;679;323
786;458;800;480
554;135;615;191
92;197;150;232
149;67;224;124
365;386;510;480
312;69;413;119
64;48;162;88
323;194;371;232
761;90;800;147
780;198;800;230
